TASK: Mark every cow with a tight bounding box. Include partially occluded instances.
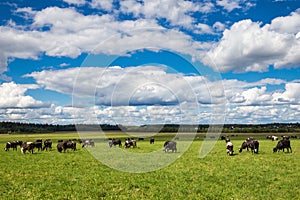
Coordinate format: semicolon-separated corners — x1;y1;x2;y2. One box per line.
109;139;122;148
239;138;259;154
43;139;52;151
124;138;137;148
21;142;34;154
81;139;95;148
225;138;234;156
32;141;43;151
164;141;177;153
273;139;292;153
267;135;278;141
150;138;155;144
57;140;76;153
4;140;23;151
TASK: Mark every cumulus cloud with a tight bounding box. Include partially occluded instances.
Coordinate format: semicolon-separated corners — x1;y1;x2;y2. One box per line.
120;0;202;28
216;0;241;12
0;26;42;73
203;10;300;72
0;82;46;108
268;9;300;34
2;4;298;76
273;82;300;104
0;6;209;73
62;0;86;6
26;66;219;106
89;0;114;11
2;69;299;124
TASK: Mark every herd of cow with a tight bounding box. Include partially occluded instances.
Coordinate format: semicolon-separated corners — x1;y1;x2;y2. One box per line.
108;138;177;152
4;135;295;155
225;135;293;156
4;137;177;154
4;139;95;154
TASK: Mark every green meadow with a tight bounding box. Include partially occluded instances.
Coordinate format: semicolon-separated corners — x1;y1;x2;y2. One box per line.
0;132;299;199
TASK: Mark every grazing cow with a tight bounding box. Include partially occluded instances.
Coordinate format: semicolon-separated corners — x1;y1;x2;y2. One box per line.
81;139;95;148
109;139;122;148
164;141;177;153
273;139;292;153
4;140;23;151
239;138;259;154
138;138;144;141
21;142;34;154
43;139;52;151
124;138;137;148
271;136;278;141
57;140;76;153
225;138;234;156
220;136;226;140
150;138;155;144
267;135;278;141
32;141;43;151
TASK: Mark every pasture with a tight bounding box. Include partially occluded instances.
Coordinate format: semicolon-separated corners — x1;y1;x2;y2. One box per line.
0;132;300;199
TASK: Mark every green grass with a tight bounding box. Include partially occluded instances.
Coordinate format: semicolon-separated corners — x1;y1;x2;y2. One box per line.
0;132;300;199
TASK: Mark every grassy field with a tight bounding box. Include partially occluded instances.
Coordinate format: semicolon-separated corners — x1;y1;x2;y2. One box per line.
0;132;300;199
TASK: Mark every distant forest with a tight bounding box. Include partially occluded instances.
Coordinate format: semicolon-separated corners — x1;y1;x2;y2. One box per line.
0;121;300;134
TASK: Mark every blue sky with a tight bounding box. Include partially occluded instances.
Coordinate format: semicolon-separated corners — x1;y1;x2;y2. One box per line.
0;0;299;125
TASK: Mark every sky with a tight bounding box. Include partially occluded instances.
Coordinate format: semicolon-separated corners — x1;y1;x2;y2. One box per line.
0;0;300;125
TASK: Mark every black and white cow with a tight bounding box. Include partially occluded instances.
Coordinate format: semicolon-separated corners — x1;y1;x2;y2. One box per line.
124;138;137;148
109;139;122;148
225;138;234;156
21;142;34;154
4;140;23;151
81;139;95;148
32;141;43;151
239;137;259;154
273;139;292;153
164;141;177;153
43;139;52;151
57;140;76;153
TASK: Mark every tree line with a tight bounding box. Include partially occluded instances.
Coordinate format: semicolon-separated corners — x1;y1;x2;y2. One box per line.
0;121;299;134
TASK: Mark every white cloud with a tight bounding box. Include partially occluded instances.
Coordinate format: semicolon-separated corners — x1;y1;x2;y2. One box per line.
194;23;215;35
3;69;300;124
0;6;210;73
120;0;201;28
0;82;45;108
216;0;255;12
0;26;42;73
203;13;300;72
213;21;226;32
89;0;114;11
194;21;227;35
268;9;300;34
216;0;241;12
273;82;300;104
26;66;216;106
62;0;86;6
